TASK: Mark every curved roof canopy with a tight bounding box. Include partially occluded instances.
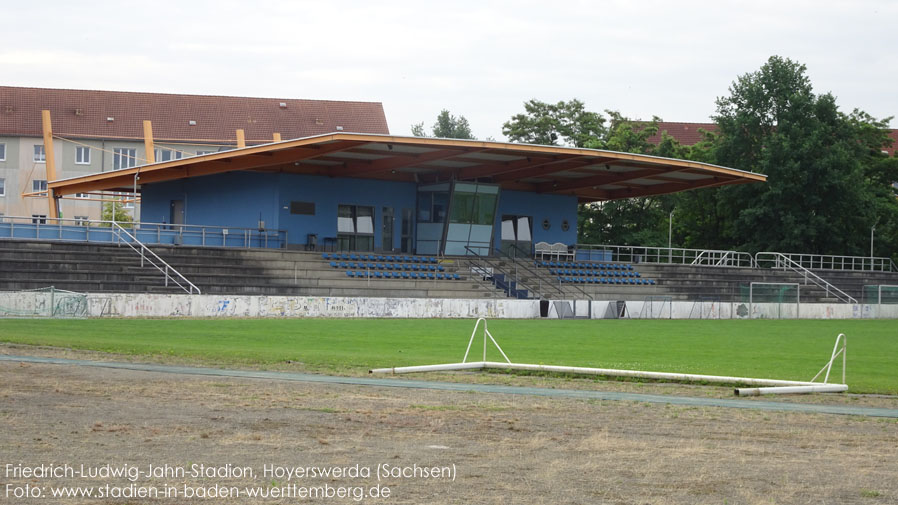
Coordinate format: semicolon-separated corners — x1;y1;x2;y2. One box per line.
49;133;765;202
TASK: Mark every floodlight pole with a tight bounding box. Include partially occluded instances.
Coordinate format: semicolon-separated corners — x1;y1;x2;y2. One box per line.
870;224;875;267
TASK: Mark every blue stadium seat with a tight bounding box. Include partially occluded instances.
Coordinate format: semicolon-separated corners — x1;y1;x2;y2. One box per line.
322;253;330;260
410;272;418;279
346;271;354;278
355;270;366;278
453;273;461;280
437;265;445;271
385;271;394;279
339;262;348;268
330;261;338;268
401;271;410;279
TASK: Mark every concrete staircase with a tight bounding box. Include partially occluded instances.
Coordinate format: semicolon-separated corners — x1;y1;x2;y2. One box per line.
0;240;498;298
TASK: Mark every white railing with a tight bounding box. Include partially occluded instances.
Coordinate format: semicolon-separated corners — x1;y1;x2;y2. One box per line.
574;244;756;268
111;223;201;295
774;252;897;272
755;252;856;304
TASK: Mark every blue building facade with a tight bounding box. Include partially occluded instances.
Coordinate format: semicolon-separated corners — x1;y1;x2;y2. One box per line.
141;172;578;254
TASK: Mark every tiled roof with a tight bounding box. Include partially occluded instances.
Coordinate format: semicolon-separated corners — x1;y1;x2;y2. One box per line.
648;121;898;156
0;86;389;142
886;129;898;156
645;122;717;146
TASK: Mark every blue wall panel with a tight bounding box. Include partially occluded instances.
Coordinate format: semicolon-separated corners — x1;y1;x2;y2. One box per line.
496;190;578;249
276;174;417;249
141;172;279;230
141;175;577;251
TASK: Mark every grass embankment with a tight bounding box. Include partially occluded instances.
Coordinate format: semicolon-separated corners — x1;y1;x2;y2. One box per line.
0;318;894;393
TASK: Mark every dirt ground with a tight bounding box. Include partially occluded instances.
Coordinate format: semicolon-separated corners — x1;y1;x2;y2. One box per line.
2;348;897;504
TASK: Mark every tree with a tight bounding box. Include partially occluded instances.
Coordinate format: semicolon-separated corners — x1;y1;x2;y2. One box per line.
100;200;133;226
712;55;897;255
502;99;606;147
411;110;475;139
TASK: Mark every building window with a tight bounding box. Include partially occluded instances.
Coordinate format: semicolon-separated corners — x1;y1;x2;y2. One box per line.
33;145;46;163
32;180;48;193
0;178;5;197
74;215;89;226
155;148;183;162
337;204;375;251
115;191;134;209
195;150;216;156
113;148;138;170
0;143;6;161
75;146;91;165
74;193;90;199
31;214;47;224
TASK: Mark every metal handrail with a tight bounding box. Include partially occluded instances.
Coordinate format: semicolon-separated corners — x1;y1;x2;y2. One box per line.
574;243;756;268
755;252;856;304
495;245;591;301
458;249;501;299
774;252;898;273
464;245;558;300
0;215;287;249
111;223;201;294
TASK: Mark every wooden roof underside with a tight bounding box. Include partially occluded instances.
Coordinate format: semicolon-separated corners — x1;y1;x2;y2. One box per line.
49;133;766;202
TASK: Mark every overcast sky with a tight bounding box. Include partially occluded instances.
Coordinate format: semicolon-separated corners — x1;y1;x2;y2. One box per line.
3;1;895;140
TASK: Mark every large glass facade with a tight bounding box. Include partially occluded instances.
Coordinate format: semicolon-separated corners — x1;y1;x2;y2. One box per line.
414;182;500;256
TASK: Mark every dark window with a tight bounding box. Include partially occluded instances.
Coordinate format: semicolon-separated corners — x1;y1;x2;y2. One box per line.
290;201;315;215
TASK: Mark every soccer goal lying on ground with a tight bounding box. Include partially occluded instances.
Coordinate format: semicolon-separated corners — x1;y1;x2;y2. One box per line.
0;286;88;318
370;318;847;396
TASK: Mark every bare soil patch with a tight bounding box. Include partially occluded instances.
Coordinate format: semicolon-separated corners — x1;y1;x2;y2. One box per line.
2;350;897;504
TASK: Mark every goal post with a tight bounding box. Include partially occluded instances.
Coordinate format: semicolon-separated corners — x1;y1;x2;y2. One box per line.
862;284;898;318
747;282;800;319
0;286;88;319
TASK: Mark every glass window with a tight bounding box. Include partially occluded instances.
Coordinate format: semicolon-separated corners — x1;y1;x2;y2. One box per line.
337;205;355;233
0;178;5;197
33;145;46;163
476;193;498;225
195;150;216;156
74;193;90;199
32;180;47;192
0;143;6;161
31;214;47;224
356;206;374;234
113;148;137;170
155;148;184;162
517;216;532;241
75;146;91;164
450;191;475;224
74;215;89;226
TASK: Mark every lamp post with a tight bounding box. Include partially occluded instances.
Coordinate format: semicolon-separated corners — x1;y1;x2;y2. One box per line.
668;209;674;263
870;223;876;269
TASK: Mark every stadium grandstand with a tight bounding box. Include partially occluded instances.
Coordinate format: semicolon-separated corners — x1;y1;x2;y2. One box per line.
0;87;896;316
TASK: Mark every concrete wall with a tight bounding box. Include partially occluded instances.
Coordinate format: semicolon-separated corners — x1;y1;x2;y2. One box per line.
84;294;540;319
4;291;896;319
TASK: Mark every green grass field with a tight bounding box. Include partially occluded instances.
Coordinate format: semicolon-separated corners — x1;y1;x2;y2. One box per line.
0;318;895;394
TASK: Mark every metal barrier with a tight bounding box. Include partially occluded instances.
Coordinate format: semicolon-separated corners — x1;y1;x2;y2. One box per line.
574;244;756;268
496;244;593;301
755;252;856;304
0;216;287;249
110;223;201;295
773;252;897;272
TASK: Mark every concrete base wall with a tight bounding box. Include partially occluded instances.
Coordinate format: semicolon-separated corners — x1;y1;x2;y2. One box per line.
3;292;897;319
